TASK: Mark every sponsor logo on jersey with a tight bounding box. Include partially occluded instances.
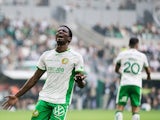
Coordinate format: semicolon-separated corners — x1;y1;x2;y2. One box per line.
32;110;39;117
120;96;127;102
62;58;69;64
53;105;65;117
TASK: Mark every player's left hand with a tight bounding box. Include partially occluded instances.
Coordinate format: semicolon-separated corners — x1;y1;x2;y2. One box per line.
74;73;86;82
74;73;87;88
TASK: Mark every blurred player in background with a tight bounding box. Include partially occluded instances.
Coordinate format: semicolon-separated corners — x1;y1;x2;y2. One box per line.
114;37;151;120
2;25;86;120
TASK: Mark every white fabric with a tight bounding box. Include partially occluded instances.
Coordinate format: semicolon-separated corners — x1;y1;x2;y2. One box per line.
115;49;149;87
37;48;84;104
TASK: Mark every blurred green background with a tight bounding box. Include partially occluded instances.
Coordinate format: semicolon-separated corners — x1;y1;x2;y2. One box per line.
0;110;159;120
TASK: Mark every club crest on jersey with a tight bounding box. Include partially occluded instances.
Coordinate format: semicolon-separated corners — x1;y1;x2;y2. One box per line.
53;105;65;117
62;58;69;64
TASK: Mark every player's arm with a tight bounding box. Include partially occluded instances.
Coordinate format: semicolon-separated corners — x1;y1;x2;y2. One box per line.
144;66;151;80
74;54;86;88
74;72;87;88
15;68;45;97
144;55;151;80
2;68;45;110
115;62;121;75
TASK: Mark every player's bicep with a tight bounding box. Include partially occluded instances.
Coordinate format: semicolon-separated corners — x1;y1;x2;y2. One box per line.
33;68;46;80
37;53;46;70
143;55;149;68
115;62;121;73
144;66;151;74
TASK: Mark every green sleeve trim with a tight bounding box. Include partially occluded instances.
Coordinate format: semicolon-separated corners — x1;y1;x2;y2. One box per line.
37;66;46;71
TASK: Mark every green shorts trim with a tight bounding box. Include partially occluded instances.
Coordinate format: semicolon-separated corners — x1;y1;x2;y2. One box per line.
31;100;69;120
116;85;141;106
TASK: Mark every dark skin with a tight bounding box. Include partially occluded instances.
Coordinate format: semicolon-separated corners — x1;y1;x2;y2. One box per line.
115;42;151;113
2;26;86;110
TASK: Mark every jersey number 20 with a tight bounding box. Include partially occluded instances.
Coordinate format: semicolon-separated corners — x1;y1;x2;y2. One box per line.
124;61;140;74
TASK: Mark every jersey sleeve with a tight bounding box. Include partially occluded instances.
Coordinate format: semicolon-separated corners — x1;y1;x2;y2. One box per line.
75;54;85;73
115;53;122;65
143;54;149;67
37;52;46;70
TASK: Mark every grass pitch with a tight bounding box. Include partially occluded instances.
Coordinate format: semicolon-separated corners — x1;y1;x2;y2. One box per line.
0;109;159;120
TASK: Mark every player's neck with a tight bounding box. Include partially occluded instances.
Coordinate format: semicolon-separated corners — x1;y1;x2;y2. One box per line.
56;45;68;53
130;47;138;50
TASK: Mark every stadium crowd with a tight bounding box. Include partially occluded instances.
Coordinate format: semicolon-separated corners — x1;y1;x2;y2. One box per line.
0;16;160;111
92;22;160;40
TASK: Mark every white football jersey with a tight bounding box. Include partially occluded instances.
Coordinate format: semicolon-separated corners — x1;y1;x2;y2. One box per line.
37;48;84;104
115;49;149;87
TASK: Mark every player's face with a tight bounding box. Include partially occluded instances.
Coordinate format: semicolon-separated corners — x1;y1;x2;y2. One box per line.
56;27;71;45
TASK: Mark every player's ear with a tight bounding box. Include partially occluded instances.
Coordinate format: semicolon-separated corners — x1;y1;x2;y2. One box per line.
68;37;72;43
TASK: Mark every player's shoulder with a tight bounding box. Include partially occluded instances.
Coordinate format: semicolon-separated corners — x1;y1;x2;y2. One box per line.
41;49;55;57
68;48;83;57
117;49;128;56
44;49;54;54
136;50;147;57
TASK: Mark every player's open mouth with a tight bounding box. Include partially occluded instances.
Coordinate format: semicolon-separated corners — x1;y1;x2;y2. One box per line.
57;35;64;40
57;38;64;41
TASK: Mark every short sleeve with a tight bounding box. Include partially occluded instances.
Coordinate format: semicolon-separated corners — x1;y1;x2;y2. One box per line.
75;54;85;73
143;54;149;67
115;53;122;65
37;52;46;70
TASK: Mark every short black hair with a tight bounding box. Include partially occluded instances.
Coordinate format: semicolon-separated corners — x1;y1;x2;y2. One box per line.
60;25;72;38
129;37;139;47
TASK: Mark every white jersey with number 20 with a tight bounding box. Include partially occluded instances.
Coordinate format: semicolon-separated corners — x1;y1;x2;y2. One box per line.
115;49;149;87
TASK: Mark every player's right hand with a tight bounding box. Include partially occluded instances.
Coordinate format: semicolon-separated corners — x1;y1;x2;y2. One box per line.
2;95;19;110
